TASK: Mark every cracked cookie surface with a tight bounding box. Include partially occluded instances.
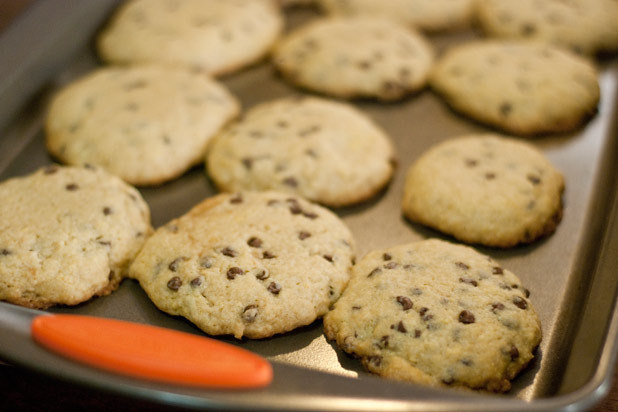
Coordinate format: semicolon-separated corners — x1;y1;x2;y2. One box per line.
402;134;564;248
273;17;434;101
430;40;600;135
45;65;239;186
323;239;542;392
129;191;355;339
206;96;395;207
0;165;152;309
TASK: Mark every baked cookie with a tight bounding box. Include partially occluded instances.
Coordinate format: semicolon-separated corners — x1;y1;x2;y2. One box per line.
97;0;283;75
206;97;396;207
475;0;618;55
273;17;434;101
402;134;564;248
129;191;355;339
319;0;475;32
324;239;542;392
0;165;152;309
430;40;600;136
45;65;240;186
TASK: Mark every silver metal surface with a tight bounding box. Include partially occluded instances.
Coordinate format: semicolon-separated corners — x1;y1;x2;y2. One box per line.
0;1;617;411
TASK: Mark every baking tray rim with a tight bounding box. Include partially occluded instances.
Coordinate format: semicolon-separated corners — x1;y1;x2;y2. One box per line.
1;1;618;411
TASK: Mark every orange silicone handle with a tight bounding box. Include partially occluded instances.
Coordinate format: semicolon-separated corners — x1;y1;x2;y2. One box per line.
31;314;273;388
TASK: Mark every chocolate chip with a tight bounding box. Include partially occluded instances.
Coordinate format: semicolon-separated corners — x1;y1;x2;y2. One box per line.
190;277;203;287
242;305;258;323
419;307;429;317
492;266;504;275
282;177;298;187
65;183;79;191
230;194;243;204
287;198;303;214
396;296;413;310
521;23;536;36
108;270;115;281
378;335;390;349
102;207;113;216
509;345;520;360
485;172;496;180
527;174;541;185
256;270;269;280
168;257;184;272
455;262;469;270
459;278;478;287
298;125;321;137
491;302;505;313
352;305;362;310
367;355;382;367
384;262;398;269
357;60;372;70
367;267;382;277
461;358;473;367
247;237;262;248
0;249;11;256
298;231;311;240
241;158;253;169
262;251;276;259
465;159;478;167
200;257;212;268
524;288;531;298
323;254;334;263
414;329;422;338
500;102;512;117
227;267;244;279
383;253;392;261
221;247;237;257
513;296;528;310
396;321;407;333
167;276;182;291
459;310;475;324
302;211;318;219
43;165;59;174
98;240;111;247
267;282;281;295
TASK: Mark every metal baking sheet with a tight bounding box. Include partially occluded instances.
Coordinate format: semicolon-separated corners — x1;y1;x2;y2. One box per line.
1;1;618;411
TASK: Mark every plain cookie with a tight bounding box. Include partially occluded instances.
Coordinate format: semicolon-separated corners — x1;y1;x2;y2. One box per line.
45;65;240;186
324;239;542;392
0;165;152;309
273;17;434;101
319;0;475;32
129;191;355;339
475;0;618;55
206;96;396;207
402;134;564;248
430;40;600;136
97;0;283;75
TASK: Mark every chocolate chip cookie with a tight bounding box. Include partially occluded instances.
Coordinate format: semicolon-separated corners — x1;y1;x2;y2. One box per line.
129;191;355;339
323;239;542;392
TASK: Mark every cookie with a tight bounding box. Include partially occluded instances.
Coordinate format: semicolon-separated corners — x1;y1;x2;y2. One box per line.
45;65;240;186
475;0;618;55
129;191;355;339
206;96;396;207
97;0;283;75
272;17;434;101
323;239;542;392
402;134;564;248
0;165;152;309
429;40;600;135
318;0;475;32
